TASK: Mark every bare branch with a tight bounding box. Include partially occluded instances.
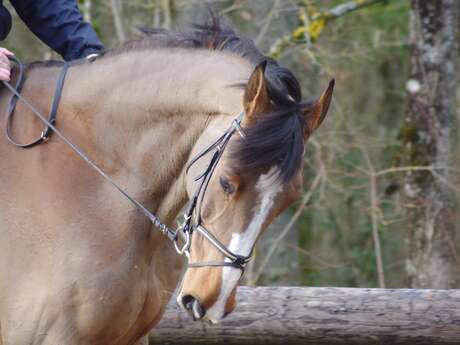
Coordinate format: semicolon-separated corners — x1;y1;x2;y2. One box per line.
270;0;391;57
82;0;92;22
327;0;389;18
110;0;126;43
251;165;324;285
160;0;171;29
360;145;386;288
255;0;281;46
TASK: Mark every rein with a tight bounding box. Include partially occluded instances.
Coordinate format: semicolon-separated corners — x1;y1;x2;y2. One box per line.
1;56;252;272
5;56;70;148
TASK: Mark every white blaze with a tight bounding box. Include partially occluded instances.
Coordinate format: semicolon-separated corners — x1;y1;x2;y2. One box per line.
205;167;283;323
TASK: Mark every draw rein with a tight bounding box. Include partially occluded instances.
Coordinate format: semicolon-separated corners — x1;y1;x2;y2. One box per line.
2;56;251;272
5;56;70;148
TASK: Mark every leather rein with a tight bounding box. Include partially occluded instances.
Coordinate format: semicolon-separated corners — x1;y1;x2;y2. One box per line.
2;56;252;272
6;56;70;148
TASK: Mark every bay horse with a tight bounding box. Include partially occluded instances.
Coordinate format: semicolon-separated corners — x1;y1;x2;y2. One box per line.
0;20;333;345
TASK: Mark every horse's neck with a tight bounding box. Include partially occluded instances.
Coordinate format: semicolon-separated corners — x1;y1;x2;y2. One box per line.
60;49;249;223
67;49;250;118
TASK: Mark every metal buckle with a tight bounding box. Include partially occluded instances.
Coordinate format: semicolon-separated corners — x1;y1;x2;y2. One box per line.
40;131;50;142
232;118;246;138
174;229;191;257
174;215;192;256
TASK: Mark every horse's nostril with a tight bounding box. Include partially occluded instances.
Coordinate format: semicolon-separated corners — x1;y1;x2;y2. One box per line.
181;294;194;309
181;294;205;321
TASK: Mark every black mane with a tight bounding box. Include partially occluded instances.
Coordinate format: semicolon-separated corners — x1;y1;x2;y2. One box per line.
114;17;307;182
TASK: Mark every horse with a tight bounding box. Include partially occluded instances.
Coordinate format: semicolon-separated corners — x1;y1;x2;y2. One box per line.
0;20;333;345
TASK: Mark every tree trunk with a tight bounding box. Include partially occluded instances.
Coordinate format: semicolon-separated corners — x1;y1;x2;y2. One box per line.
402;0;459;288
150;286;460;345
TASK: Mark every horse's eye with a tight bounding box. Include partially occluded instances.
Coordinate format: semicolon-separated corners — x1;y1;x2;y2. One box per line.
219;176;235;194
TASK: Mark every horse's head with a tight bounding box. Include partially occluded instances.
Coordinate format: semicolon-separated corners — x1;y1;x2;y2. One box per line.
177;62;334;323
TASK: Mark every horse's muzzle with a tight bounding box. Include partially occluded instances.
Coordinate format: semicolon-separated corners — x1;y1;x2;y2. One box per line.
181;294;205;321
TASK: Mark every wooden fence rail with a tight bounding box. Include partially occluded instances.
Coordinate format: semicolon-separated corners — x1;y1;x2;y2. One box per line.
150;286;460;345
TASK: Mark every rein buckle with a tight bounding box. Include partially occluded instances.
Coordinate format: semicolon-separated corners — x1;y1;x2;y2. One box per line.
174;218;192;257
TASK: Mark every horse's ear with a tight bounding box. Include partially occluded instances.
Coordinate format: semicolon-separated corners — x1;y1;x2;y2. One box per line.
302;79;334;136
243;61;270;122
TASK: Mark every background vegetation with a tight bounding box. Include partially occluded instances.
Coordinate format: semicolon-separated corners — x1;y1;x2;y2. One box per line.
3;0;459;289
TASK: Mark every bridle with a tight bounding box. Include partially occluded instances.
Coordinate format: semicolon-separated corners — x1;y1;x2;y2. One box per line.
2;56;252;272
179;111;252;272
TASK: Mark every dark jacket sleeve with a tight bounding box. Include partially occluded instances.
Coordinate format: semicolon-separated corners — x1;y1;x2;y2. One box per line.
0;0;12;40
9;0;104;61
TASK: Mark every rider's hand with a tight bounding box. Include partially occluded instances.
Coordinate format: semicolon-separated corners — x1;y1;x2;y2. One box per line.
0;47;14;82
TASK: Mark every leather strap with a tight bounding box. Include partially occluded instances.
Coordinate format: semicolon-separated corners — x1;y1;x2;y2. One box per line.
40;62;70;142
2;59;251;271
5;56;70;148
1;60;179;243
188;261;246;274
193;224;251;264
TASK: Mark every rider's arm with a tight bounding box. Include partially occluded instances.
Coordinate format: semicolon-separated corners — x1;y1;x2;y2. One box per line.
0;1;12;41
9;0;104;61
